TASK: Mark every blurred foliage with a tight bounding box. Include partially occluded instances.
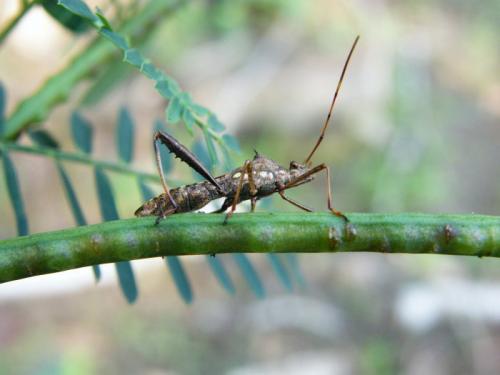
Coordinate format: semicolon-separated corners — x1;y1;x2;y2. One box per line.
0;0;499;373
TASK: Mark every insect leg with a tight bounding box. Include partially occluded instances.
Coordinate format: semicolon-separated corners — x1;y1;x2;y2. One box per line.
224;160;254;224
210;198;232;214
154;133;178;211
275;182;312;212
284;163;348;222
155;207;177;225
250;197;257;212
155;130;224;193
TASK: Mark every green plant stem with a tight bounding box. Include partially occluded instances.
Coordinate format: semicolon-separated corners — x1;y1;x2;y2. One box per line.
0;141;161;182
0;212;498;283
0;1;37;45
2;0;181;141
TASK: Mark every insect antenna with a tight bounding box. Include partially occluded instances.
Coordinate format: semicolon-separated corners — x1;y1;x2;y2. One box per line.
304;35;360;165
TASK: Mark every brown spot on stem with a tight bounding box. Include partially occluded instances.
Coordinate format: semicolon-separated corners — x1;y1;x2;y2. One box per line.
345;223;357;242
328;227;340;249
380;236;391;253
90;234;103;253
443;224;456;244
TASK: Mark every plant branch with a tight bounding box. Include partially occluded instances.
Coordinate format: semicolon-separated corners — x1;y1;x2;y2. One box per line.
2;0;182;140
0;212;498;283
0;141;161;182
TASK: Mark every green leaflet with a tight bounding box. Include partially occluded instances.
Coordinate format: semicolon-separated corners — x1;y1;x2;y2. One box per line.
1;151;28;236
115;262;137;304
116;107;134;163
182;108;195;136
56;160;101;281
166;257;193;304
267;254;293;291
208;114;225;132
233;254;265;298
206;256;236;295
166;96;183;124
203;127;218;165
222;134;241;154
42;0;90;33
191;139;212;175
94;167;137;303
285;254;306;289
57;0;98;23
28;129;59;149
70;111;93;154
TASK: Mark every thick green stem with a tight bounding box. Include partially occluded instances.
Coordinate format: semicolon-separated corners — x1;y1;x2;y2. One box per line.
0;212;498;283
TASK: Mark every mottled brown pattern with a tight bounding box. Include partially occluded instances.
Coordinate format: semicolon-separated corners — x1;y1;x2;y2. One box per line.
134;153;313;217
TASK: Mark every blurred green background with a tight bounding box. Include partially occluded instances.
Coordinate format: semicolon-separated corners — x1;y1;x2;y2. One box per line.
0;0;499;374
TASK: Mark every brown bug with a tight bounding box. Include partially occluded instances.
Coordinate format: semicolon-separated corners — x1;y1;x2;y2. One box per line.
135;36;360;224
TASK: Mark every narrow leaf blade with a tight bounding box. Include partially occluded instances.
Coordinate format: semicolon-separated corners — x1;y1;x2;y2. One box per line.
208;114;225;132
166;257;193;303
115;261;138;303
1;151;28;236
182;109;195;136
116;107;134;163
94;167;137;301
94;167;119;221
55;161;101;281
203;128;218;165
57;0;98;23
28;129;59;149
166;96;182;124
233;254;265;298
267;254;293;291
42;0;89;33
70;112;93;154
286;254;306;289
206;256;236;295
56;161;86;226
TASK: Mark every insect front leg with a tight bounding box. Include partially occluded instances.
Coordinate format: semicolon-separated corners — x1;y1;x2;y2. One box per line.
284;163;348;222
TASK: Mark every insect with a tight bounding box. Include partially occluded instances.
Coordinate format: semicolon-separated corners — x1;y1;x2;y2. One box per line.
135;36;360;224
